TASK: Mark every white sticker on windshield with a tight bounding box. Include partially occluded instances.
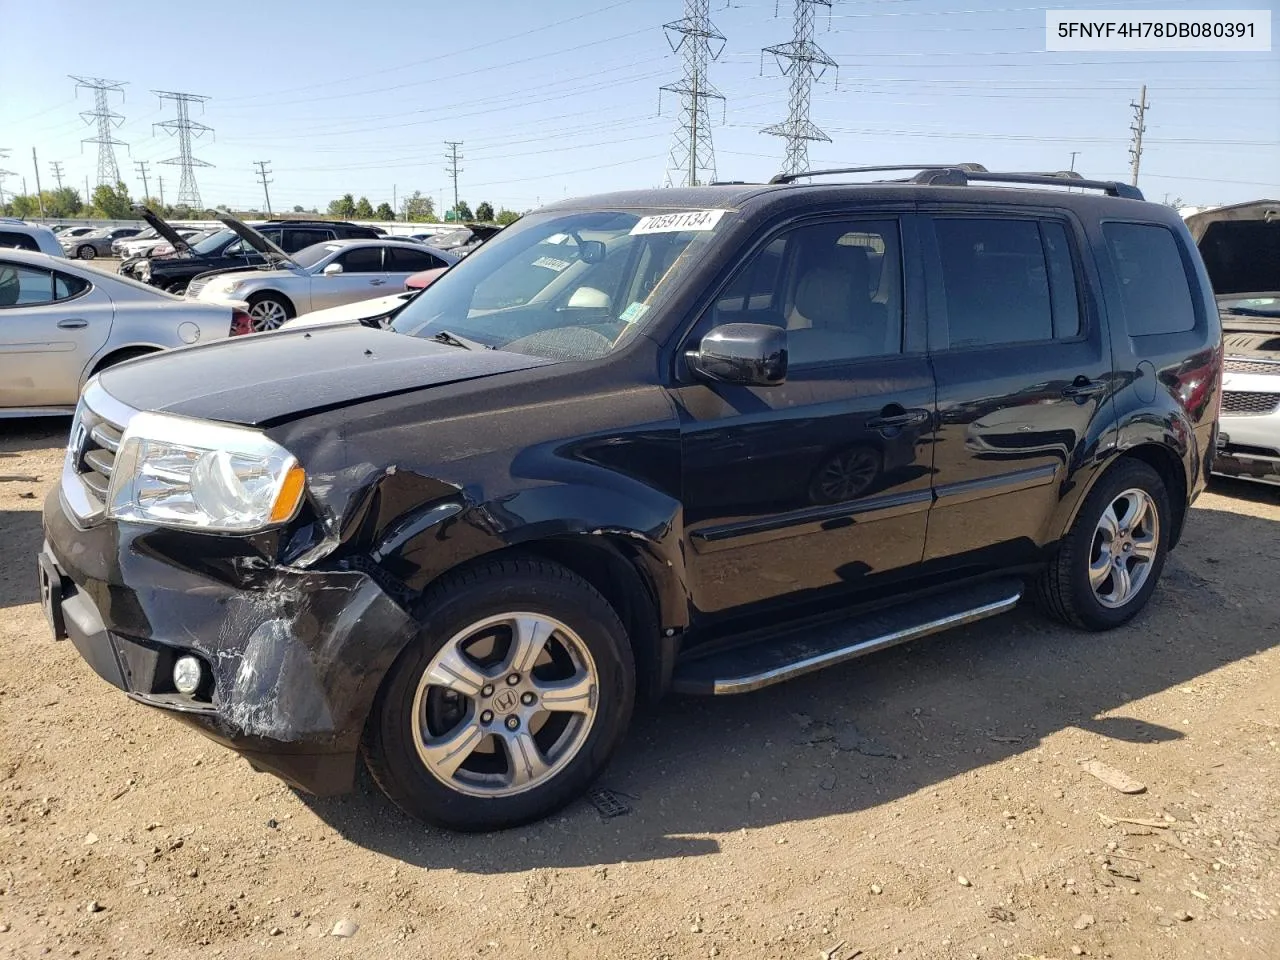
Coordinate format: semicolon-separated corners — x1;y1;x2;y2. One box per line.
619;302;650;324
532;255;572;272
630;209;728;235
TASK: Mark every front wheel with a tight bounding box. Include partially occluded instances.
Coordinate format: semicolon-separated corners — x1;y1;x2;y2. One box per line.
245;293;294;331
77;244;96;260
364;557;635;831
1037;459;1171;630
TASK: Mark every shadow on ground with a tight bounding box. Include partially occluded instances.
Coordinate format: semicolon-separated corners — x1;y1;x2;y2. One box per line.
302;502;1277;873
0;416;71;454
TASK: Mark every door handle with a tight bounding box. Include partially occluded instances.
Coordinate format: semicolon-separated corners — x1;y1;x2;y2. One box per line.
57;318;88;329
1062;376;1107;400
866;407;931;431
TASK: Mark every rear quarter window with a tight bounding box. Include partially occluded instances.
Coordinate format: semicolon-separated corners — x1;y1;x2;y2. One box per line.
0;231;40;252
1101;222;1197;336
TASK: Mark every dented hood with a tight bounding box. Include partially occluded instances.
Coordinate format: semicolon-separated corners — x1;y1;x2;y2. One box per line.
97;324;553;427
1185;199;1280;298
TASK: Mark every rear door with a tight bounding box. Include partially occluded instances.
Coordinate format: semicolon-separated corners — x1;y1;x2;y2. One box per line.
673;212;937;621
920;208;1113;564
0;262;109;408
385;245;444;289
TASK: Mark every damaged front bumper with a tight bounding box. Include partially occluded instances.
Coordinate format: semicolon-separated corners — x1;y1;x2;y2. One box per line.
40;491;418;795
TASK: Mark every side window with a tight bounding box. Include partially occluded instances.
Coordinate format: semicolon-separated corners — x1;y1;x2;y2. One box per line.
54;273;91;300
335;247;384;273
0;231;40;252
259;228;284;246
933;218;1053;347
223;239;249;257
0;263;56;306
704;219;904;365
385;246;437;272
283;229;326;252
1101;222;1197;336
1041;221;1082;339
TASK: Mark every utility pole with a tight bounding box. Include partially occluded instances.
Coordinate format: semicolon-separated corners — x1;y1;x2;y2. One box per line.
85;175;91;206
1069;151;1080;172
153;90;213;208
0;149;13;210
392;184;397;220
762;0;838;178
50;160;65;190
1128;84;1149;188
253;160;273;217
135;160;151;204
661;0;726;187
444;141;463;219
157;176;165;208
32;148;45;217
70;76;128;186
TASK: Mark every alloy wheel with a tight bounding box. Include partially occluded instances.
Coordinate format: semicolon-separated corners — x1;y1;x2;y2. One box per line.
249;300;289;330
1089;487;1159;609
410;613;599;798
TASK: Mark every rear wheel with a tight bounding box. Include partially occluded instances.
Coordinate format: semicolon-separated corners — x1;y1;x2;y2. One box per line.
1038;459;1170;630
77;244;96;260
245;293;294;331
364;557;635;831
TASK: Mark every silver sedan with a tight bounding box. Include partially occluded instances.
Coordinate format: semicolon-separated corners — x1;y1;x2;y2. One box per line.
188;239;447;331
0;250;239;416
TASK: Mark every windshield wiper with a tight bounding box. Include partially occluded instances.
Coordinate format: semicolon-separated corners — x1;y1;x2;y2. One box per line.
1224;305;1280;318
431;329;487;351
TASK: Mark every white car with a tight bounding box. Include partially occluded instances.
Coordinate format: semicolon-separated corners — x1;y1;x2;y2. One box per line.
281;291;415;330
0;249;243;416
0;219;65;257
188;234;446;331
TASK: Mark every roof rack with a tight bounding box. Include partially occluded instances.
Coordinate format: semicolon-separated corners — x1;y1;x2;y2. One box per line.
770;164;1143;200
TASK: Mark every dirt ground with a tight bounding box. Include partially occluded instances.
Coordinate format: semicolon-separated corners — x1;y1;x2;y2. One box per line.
2;416;1278;960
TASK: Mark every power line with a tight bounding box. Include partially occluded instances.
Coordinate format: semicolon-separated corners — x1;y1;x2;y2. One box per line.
135;160;151;203
254;160;273;217
1129;84;1149;187
153;90;213;209
70;75;128;186
762;0;838;178
661;0;726;188
444;141;463;216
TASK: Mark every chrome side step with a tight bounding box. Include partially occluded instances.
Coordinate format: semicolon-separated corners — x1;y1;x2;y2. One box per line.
671;578;1023;695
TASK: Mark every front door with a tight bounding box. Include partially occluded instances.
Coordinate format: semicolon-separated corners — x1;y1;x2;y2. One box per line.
920;210;1114;563
673;214;936;622
0;261;110;409
311;246;390;312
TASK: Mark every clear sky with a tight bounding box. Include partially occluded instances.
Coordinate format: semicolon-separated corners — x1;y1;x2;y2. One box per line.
2;0;1277;214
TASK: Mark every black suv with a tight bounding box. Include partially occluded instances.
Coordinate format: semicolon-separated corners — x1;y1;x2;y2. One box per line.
129;213;381;294
40;165;1222;831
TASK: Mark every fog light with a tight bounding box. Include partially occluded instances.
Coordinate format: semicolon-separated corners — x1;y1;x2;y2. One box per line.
173;655;204;695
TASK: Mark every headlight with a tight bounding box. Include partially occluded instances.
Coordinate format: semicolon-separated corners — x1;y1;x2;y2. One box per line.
220;280;246;295
107;412;306;532
138;263;151;279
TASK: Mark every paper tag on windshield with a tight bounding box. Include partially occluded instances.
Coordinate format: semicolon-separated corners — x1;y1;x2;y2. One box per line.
531;255;572;272
630;209;728;235
619;302;649;324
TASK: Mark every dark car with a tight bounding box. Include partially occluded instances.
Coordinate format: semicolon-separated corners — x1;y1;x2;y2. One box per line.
40;165;1221;832
129;213;381;294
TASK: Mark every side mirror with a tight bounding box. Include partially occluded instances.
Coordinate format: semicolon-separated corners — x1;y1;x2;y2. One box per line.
322;262;344;277
688;322;787;386
578;239;606;264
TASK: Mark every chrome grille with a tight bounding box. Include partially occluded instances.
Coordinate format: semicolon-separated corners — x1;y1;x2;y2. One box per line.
72;409;123;505
62;381;136;523
1224;357;1280;376
1221;391;1280;416
186;277;209;299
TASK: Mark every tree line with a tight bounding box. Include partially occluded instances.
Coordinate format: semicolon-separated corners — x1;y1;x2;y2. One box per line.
327;192;521;225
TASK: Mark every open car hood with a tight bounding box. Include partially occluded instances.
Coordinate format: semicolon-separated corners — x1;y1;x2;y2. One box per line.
216;212;297;268
135;206;193;255
1185;199;1280;299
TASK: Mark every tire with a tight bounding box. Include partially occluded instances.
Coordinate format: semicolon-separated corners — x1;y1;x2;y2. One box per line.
77;244;96;260
364;557;635;831
1037;459;1171;631
245;293;295;331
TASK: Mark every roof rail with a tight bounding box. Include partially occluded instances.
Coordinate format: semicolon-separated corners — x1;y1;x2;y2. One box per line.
772;164;1143;200
769;163;988;184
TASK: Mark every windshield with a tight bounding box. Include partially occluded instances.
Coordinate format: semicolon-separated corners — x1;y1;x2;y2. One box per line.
292;243;342;269
191;229;235;255
390;208;728;360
